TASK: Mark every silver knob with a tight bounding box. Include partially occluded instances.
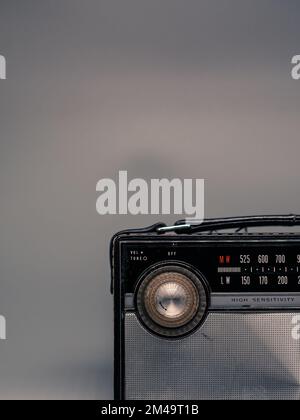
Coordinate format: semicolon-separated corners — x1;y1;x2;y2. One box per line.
136;265;208;338
155;281;190;318
143;271;199;328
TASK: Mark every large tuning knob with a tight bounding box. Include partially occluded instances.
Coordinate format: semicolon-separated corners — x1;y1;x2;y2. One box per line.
136;264;208;338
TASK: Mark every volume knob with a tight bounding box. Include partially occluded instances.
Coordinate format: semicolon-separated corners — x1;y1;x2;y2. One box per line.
136;264;207;338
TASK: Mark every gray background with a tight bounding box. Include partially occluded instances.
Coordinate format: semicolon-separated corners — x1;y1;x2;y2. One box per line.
0;0;300;399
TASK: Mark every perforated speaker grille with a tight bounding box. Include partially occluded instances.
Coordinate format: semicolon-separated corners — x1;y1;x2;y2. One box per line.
125;312;300;400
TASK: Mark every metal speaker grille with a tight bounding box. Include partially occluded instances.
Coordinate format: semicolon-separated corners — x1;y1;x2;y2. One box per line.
125;312;300;400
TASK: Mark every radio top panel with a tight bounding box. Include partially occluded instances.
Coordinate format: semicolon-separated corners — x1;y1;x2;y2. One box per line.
110;216;300;312
119;238;300;294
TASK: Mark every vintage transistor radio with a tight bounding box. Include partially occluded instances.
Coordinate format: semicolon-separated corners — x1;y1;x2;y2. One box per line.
110;215;300;400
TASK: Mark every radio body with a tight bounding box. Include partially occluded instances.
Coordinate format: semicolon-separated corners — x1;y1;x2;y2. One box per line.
110;218;300;400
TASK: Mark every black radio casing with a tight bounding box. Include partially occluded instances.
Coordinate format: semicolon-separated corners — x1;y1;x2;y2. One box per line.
111;228;300;400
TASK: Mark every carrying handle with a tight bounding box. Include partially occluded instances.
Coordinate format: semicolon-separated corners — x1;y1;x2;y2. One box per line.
157;214;300;234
